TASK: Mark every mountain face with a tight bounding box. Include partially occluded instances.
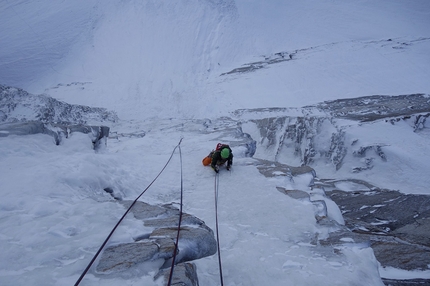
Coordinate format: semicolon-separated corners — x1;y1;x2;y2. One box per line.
0;84;117;124
1;0;430;285
2;84;430;285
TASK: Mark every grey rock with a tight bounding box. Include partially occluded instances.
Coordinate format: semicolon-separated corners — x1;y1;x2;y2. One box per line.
317;94;430;122
0;121;110;150
392;217;430;247
325;186;430;271
96;240;168;273
120;201;169;220
144;213;206;228
255;157;315;178
276;187;310;200
0;84;118;124
96;200;217;284
220;51;293;76
155;262;199;286
371;241;430;271
150;226;217;264
255;158;293;180
283;177;430;279
382;278;430;286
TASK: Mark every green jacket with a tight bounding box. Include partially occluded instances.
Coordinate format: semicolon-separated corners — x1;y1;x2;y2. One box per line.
211;146;233;169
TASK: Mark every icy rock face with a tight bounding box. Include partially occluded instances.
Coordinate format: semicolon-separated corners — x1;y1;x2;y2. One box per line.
155;262;199;286
0;85;116;149
316;93;430;122
249;115;346;170
0;84;118;124
96;239;175;273
253;158;335;223
96;200;215;284
236;94;430;172
220;51;294;76
236;101;430;283
320;179;430;272
412;113;430;132
0;121;110;150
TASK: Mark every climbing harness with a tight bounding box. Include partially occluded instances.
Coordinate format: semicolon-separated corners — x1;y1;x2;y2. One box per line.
214;173;225;286
74;138;183;286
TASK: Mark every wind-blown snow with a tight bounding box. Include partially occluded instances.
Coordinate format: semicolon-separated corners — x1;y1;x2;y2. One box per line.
1;0;430;285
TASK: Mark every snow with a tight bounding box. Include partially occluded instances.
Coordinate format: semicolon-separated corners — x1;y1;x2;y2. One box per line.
2;0;430;120
318;119;430;195
379;267;430;280
1;0;430;285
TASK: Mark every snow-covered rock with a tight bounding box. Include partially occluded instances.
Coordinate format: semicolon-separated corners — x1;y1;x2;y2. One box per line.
96;200;216;283
0;84;117;124
323;180;430;272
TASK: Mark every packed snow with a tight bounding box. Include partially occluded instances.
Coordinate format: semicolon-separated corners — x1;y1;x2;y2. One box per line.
1;0;430;285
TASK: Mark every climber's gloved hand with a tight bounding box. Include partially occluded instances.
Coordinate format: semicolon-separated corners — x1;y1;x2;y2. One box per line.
213;166;219;173
226;165;231;171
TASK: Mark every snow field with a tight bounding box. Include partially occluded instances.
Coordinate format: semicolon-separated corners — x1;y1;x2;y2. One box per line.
0;121;383;285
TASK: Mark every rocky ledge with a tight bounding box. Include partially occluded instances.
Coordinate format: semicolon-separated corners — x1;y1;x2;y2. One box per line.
95;197;217;285
0;121;110;150
318;179;430;286
255;159;430;286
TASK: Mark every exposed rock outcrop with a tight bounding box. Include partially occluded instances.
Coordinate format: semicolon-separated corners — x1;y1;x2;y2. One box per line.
96;200;216;285
255;158;430;285
0;84;116;149
155;262;199;286
0;121;110;150
324;185;430;270
0;84;118;124
234;94;430;173
317;94;430;122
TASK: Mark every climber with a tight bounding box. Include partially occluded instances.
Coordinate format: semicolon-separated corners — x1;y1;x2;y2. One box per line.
202;143;233;173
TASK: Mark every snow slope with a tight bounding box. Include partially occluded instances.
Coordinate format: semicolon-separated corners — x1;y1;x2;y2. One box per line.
1;0;430;285
2;0;429;119
0;120;385;285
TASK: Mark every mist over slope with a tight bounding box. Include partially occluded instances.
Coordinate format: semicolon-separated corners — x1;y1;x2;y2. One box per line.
2;0;429;120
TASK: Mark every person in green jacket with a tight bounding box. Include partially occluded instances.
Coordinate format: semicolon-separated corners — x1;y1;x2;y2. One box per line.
210;145;233;173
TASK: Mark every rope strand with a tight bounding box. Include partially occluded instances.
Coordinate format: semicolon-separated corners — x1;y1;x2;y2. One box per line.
214;173;225;286
167;143;184;285
74;138;183;286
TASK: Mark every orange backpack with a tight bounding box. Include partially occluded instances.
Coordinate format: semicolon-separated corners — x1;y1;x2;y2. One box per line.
202;156;211;166
202;143;229;166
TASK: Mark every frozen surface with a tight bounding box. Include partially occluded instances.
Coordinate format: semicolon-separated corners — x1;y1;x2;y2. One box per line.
1;0;430;285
